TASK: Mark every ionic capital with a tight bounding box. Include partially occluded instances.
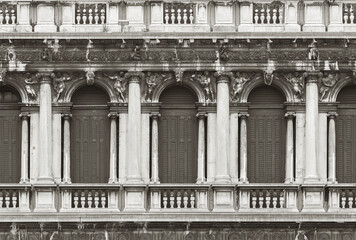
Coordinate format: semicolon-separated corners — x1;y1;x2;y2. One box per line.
36;72;54;85
19;112;30;119
150;112;161;119
61;113;72;120
125;72;145;84
327;112;338;118
238;112;249;119
214;71;233;84
196;112;208;119
303;71;323;84
108;112;119;119
285;112;296;118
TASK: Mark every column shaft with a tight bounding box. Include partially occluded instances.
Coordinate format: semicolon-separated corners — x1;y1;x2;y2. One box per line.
239;113;248;183
38;73;53;182
207;113;216;182
285;112;295;183
141;113;150;184
52;113;62;183
328;112;337;183
20;113;30;183
62;114;71;183
30;112;39;182
118;113;128;183
109;113;118;183
197;113;207;183
304;72;320;182
151;113;160;183
215;73;231;182
229;113;239;183
126;72;143;182
295;113;306;183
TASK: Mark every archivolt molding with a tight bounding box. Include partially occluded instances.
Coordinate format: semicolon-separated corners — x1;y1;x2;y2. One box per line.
239;71;295;103
323;71;356;103
152;71;206;103
2;72;38;104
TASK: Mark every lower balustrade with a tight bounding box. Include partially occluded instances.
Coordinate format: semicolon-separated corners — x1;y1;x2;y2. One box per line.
238;184;298;212
328;185;356;211
150;184;209;211
0;185;30;212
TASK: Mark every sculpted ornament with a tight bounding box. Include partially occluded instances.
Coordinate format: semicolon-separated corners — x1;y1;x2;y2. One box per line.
281;72;304;102
264;69;274;85
175;69;184;83
103;72;127;102
190;71;216;102
142;72;173;102
319;72;339;101
86;70;95;85
0;69;6;85
230;72;255;102
52;73;72;102
24;73;39;101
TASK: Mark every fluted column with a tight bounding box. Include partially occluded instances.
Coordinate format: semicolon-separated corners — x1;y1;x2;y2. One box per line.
108;112;119;183
239;112;249;183
20;112;30;183
38;72;53;182
304;72;321;182
150;112;160;183
62;113;71;183
285;112;296;183
328;112;338;183
125;72;144;183
197;112;207;183
214;71;231;182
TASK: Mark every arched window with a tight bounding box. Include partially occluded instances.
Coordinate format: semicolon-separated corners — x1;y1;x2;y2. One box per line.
0;86;21;183
71;85;110;183
336;85;356;183
158;86;198;183
247;85;286;183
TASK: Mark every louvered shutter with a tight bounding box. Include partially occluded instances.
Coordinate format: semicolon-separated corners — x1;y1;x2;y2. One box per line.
71;86;110;183
247;86;286;183
158;86;198;183
336;85;356;183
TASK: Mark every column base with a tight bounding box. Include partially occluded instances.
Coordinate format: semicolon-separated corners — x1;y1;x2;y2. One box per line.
239;178;249;184
196;178;206;184
62;178;72;184
126;176;143;184
36;177;54;184
19;179;30;184
304;175;320;183
327;178;338;184
214;175;231;183
284;178;295;184
109;178;118;184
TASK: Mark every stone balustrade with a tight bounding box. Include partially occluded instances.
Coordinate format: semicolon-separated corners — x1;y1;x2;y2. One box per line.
0;185;30;212
0;0;354;33
0;190;18;209
328;186;356;211
250;189;285;209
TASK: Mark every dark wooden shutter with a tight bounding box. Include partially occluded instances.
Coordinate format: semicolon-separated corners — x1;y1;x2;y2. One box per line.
71;86;110;183
247;86;286;183
159;86;198;183
336;85;356;183
0;87;21;183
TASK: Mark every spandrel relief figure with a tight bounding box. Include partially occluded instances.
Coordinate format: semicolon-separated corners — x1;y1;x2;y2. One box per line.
282;72;304;102
104;72;127;102
24;73;38;101
142;72;173;102
191;71;216;102
320;72;339;101
230;72;252;102
52;73;72;102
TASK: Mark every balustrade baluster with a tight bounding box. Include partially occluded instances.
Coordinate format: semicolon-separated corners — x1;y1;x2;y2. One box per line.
0;192;3;208
74;192;79;208
272;8;277;24
348;191;353;208
94;192;99;208
171;8;176;24
190;192;195;208
265;191;271;208
5;192;10;208
169;191;175;208
252;191;257;208
266;7;271;24
82;7;87;24
76;9;81;24
183;192;188;208
10;9;15;24
80;191;86;208
351;6;355;24
100;8;105;24
0;10;3;24
94;6;99;24
163;191;168;208
177;8;182;24
189;8;194;24
5;8;9;24
260;8;265;24
177;191;182;208
258;191;264;208
279;192;285;208
12;193;17;208
254;9;259;24
88;8;93;24
278;7;283;24
165;8;169;24
101;192;106;208
341;192;346;208
87;192;93;208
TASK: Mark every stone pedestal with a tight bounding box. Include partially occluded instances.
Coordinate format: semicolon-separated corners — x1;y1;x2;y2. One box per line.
213;4;235;32
125;4;146;32
213;187;235;212
34;4;57;32
328;3;344;32
285;1;301;31
33;187;56;212
303;1;326;32
16;3;32;32
123;187;146;212
302;186;325;212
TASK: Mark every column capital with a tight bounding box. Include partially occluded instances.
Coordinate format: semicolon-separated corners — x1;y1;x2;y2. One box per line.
125;71;145;84
196;112;208;118
303;71;323;84
19;112;30;119
238;112;249;118
327;112;338;118
150;112;161;118
214;71;233;83
61;113;72;120
285;112;296;118
36;72;54;85
108;112;119;118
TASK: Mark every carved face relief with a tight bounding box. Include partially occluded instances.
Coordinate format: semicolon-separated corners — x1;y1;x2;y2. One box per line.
86;70;95;86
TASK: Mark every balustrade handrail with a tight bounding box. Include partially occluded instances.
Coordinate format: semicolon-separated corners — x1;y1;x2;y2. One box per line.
0;184;31;189
238;183;299;190
59;183;121;190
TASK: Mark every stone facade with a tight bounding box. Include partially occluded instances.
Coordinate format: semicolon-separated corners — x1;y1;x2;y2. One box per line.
1;0;356;238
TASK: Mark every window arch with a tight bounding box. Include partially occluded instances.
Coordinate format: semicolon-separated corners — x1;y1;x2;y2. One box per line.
158;85;198;183
0;86;21;183
70;85;111;183
336;85;356;183
247;85;286;183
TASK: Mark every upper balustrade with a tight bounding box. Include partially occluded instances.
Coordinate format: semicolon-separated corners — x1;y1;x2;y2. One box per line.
0;0;356;33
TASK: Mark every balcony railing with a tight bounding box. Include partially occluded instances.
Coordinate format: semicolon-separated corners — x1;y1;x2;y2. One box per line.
0;185;30;212
163;3;195;25
343;4;355;24
0;4;16;25
0;190;19;209
250;189;285;208
75;4;106;25
253;2;284;25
